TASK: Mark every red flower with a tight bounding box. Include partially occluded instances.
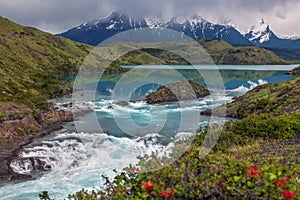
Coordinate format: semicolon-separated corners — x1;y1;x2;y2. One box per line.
160;189;174;197
275;179;286;189
275;176;291;190
284;190;296;199
142;182;155;192
248;166;264;179
275;179;287;190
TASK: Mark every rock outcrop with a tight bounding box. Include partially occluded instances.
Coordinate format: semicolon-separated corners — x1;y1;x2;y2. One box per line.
146;80;210;104
286;66;300;75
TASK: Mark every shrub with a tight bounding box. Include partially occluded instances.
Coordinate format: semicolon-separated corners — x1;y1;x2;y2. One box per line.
225;112;300;139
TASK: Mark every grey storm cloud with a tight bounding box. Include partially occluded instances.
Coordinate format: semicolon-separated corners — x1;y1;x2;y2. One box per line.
0;0;300;36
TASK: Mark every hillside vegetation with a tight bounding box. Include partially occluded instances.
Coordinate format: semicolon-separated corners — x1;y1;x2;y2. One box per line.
105;39;290;73
202;76;300;119
0;16;92;109
198;39;289;65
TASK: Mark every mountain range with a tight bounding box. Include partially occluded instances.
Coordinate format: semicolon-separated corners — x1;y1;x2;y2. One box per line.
60;11;300;52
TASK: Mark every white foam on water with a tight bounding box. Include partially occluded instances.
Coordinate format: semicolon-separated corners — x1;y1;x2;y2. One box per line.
2;132;181;200
128;101;147;107
174;132;194;140
230;79;268;94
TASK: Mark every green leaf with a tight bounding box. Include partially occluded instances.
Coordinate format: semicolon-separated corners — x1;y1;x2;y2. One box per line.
247;181;254;188
233;176;240;182
269;173;277;180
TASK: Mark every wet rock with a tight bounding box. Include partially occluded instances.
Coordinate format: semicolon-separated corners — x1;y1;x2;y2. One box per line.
108;105;113;109
115;101;129;106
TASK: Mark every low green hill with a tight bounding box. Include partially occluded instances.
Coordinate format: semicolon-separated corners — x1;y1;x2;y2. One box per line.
198;39;289;65
202;76;300;118
95;39;290;76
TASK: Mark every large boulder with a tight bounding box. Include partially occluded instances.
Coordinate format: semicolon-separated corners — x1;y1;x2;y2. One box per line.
146;80;210;104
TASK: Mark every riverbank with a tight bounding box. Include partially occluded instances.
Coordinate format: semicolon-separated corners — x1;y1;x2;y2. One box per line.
0;103;75;183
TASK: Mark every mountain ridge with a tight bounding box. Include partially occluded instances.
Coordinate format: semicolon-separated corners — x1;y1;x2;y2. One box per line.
60;11;252;47
60;11;300;51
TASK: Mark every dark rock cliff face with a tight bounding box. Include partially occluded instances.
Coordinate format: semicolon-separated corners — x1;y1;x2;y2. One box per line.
146;80;209;104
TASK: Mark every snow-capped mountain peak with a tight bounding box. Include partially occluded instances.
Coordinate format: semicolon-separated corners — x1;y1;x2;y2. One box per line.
75;11;147;31
249;19;269;33
144;15;207;29
60;11;300;49
245;19;274;43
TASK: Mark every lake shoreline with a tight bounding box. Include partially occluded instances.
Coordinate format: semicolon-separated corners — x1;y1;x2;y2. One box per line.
121;64;300;71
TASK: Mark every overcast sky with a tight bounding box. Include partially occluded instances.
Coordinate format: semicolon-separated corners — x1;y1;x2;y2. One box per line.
1;0;300;37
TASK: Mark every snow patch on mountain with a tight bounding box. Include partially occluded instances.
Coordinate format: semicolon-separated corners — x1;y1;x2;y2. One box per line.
188;15;207;26
144;17;165;29
246;19;272;43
